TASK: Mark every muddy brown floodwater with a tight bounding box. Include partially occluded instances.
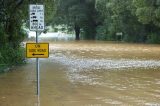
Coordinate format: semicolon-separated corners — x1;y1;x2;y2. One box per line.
0;41;160;106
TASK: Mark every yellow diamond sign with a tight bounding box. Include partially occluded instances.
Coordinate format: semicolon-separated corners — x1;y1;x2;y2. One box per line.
26;43;49;58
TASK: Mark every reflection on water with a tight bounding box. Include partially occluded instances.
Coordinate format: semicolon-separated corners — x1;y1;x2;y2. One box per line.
0;41;160;106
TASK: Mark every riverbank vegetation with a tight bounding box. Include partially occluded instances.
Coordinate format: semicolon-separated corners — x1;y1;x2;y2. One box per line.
54;0;160;43
95;0;160;43
0;0;55;72
0;0;27;72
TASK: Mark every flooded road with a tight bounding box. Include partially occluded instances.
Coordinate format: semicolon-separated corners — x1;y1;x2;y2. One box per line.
0;41;160;106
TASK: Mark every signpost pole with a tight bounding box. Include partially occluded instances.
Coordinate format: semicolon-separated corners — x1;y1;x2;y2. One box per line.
36;31;40;96
29;4;46;99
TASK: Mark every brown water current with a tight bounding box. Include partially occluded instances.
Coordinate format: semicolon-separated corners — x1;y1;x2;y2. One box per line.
0;41;160;106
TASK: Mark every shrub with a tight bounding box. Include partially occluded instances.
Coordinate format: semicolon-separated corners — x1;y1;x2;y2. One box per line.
0;44;26;65
147;33;160;44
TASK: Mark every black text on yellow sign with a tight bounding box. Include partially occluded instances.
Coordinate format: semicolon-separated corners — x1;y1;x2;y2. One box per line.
26;43;49;58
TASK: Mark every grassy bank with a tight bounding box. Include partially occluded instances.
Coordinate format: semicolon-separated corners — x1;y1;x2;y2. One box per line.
0;44;26;73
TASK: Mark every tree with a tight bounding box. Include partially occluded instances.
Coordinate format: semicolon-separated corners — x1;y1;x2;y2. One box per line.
133;0;160;43
54;0;98;40
0;0;26;48
95;0;148;42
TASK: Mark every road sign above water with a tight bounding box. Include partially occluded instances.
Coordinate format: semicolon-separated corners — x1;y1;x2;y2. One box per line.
26;43;49;58
29;4;44;31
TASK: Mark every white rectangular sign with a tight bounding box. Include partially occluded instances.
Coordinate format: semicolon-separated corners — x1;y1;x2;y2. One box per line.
29;4;44;31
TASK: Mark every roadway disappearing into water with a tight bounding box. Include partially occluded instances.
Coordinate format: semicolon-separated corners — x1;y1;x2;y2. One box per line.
0;41;160;106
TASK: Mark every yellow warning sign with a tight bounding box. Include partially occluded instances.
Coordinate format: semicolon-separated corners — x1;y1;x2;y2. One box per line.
26;43;49;58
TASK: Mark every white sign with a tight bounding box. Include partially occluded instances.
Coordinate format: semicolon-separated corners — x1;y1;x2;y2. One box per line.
29;4;44;31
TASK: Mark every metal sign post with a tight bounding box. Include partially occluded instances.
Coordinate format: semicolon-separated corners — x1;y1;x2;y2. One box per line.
28;4;46;97
36;31;40;96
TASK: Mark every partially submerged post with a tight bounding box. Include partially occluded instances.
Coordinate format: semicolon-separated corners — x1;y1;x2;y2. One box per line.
27;4;49;98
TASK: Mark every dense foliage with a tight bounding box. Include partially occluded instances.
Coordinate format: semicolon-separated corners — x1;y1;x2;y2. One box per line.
54;0;98;40
0;0;55;72
54;0;160;43
0;0;27;70
95;0;160;43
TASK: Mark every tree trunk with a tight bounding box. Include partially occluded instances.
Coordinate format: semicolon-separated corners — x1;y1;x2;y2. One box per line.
74;24;80;40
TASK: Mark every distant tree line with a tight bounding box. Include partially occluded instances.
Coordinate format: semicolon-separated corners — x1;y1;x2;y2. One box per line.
0;0;160;48
54;0;160;43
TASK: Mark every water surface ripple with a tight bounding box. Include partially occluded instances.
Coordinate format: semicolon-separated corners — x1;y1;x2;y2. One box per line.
51;54;160;71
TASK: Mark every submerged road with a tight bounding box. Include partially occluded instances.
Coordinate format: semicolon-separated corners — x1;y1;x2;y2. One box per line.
0;41;160;106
